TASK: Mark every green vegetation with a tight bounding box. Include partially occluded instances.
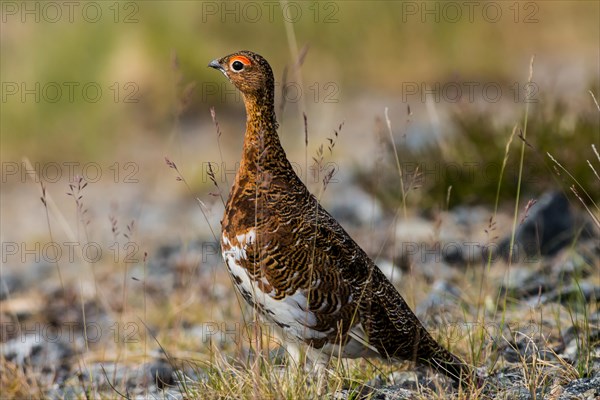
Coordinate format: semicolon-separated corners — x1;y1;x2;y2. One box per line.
356;87;600;209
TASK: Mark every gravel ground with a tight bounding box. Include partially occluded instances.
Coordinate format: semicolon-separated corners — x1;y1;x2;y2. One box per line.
2;179;598;398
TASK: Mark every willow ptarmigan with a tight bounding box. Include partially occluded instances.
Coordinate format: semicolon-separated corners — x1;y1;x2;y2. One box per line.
209;50;476;387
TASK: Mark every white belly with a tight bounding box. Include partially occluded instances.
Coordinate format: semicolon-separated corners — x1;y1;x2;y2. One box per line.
221;230;330;343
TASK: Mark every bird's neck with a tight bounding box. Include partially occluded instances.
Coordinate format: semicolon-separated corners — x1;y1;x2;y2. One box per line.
238;92;288;178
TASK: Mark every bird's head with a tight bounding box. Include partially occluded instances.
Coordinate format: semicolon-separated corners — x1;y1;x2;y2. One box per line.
208;50;274;99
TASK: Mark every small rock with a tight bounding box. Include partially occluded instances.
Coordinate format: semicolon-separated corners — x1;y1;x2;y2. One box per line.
496;191;595;262
2;333;73;388
394;217;434;243
148;360;175;389
1;262;55;300
442;243;465;265
558;376;600;400
0;271;22;300
416;280;463;319
388;371;419;390
415;255;458;281
327;184;383;228
450;205;490;229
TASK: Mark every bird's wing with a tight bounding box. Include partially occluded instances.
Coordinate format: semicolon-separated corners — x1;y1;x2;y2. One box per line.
312;202;440;361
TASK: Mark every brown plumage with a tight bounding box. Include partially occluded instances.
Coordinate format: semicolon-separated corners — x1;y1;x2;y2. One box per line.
209;50;477;387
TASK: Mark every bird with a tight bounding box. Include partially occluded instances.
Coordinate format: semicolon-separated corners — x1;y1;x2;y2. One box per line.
209;50;477;388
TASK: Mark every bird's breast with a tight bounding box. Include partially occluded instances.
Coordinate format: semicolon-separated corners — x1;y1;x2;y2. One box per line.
221;230;331;344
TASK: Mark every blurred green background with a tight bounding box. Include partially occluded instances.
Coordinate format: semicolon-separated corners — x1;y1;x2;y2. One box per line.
1;0;599;210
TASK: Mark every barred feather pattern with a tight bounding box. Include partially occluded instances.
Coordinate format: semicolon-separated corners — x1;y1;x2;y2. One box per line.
210;50;476;387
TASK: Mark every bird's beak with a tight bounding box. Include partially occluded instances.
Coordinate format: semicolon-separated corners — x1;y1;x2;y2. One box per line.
208;59;228;78
208;59;222;70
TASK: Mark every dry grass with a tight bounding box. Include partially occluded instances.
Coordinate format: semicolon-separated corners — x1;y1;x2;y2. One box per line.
0;357;40;398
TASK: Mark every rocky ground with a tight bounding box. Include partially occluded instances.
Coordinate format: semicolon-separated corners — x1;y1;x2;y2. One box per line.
2;175;599;399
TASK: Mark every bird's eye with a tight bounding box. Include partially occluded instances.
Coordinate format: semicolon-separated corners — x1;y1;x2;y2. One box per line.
231;60;244;71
